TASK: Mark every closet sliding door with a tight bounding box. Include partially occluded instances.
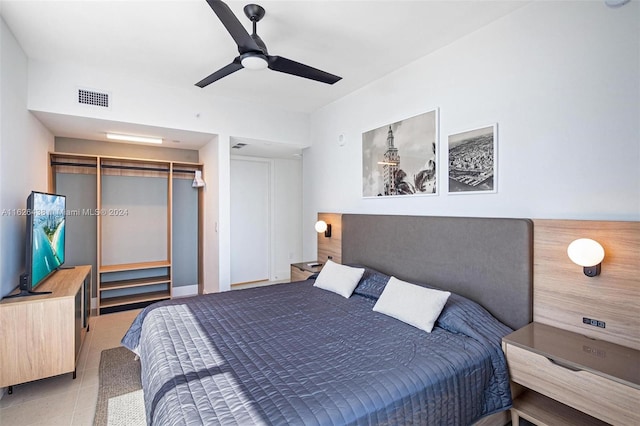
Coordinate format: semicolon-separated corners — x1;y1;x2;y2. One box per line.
230;158;270;285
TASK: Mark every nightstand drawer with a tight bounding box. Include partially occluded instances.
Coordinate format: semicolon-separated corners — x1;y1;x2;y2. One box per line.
290;266;314;282
505;343;640;425
290;261;323;283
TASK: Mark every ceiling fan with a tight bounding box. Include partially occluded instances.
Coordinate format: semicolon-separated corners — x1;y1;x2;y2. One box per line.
196;0;342;88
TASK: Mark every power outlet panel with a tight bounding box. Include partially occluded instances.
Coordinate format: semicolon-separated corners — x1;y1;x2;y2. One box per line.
583;317;606;328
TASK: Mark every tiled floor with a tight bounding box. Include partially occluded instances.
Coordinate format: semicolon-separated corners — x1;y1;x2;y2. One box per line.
0;309;140;426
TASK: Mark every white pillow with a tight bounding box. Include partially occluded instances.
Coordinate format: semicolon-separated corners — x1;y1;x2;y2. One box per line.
313;260;364;298
373;276;450;333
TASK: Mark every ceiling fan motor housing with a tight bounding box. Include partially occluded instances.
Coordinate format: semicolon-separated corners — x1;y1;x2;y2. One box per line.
243;4;267;53
244;4;265;22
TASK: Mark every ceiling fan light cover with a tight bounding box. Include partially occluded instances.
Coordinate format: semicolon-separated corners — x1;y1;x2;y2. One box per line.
241;55;268;70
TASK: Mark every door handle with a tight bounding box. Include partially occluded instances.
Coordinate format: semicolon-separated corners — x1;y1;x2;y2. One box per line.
547;358;582;372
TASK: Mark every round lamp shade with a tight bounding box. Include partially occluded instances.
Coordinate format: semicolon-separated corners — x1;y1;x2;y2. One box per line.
315;220;328;233
567;238;605;267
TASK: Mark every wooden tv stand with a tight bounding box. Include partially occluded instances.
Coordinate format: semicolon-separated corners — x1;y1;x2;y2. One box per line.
0;265;91;394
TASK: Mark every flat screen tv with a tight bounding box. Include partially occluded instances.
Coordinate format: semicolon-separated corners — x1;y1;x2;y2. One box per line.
21;191;67;295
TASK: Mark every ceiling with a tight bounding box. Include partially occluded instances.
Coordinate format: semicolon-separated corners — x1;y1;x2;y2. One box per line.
1;0;528;153
32;111;216;150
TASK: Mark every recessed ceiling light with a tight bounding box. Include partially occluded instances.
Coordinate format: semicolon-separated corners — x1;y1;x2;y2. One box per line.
106;133;163;144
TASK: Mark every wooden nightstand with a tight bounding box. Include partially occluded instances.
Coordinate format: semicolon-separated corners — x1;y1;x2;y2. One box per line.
290;261;323;282
502;322;640;426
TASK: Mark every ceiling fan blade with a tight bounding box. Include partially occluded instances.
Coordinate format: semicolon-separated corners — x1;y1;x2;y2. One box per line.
196;58;243;88
267;56;341;85
206;0;261;53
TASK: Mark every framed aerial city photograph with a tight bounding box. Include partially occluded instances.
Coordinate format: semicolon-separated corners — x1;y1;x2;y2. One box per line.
447;124;497;194
362;109;438;198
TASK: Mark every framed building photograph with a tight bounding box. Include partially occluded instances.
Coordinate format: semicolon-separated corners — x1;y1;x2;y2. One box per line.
447;124;497;194
362;109;438;197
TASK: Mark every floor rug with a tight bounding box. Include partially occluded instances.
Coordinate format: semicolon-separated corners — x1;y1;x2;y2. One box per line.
94;346;146;426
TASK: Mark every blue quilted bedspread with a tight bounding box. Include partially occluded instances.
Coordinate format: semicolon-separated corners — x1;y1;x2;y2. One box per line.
122;280;513;425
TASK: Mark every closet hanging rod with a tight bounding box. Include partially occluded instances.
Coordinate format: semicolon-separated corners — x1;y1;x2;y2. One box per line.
51;161;199;174
51;161;97;168
101;164;170;172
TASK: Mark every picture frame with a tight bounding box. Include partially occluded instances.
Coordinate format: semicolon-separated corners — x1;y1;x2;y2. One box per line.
362;109;438;198
447;123;497;194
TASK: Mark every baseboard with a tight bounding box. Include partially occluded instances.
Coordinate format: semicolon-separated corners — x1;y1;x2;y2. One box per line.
172;284;198;298
272;268;291;282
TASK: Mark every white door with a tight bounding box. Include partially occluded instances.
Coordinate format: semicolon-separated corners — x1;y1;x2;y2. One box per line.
230;159;270;284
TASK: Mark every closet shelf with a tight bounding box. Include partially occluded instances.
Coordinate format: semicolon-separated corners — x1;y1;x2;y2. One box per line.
99;276;171;291
99;260;171;273
99;290;171;309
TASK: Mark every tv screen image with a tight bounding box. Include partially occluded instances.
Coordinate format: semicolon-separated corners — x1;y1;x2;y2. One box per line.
27;192;66;289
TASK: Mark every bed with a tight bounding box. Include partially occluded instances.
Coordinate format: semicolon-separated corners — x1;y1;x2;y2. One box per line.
122;215;533;425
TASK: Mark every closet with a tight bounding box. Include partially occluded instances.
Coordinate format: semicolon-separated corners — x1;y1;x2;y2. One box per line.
49;152;203;315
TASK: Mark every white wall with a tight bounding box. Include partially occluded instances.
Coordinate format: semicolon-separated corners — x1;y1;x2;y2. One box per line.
27;60;310;145
0;18;54;298
198;135;222;293
303;1;640;259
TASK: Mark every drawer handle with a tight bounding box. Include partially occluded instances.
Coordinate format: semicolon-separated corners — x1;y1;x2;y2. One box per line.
548;358;582;372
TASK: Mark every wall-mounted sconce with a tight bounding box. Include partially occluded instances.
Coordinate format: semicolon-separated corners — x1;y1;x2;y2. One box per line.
567;238;605;277
192;170;205;188
315;220;332;238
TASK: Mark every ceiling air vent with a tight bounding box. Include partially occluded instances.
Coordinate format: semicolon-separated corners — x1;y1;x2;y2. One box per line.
78;88;110;108
231;143;247;149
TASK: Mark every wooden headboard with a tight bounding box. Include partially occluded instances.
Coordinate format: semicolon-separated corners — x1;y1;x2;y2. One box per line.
317;213;342;264
317;213;533;330
533;220;640;350
316;214;639;348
